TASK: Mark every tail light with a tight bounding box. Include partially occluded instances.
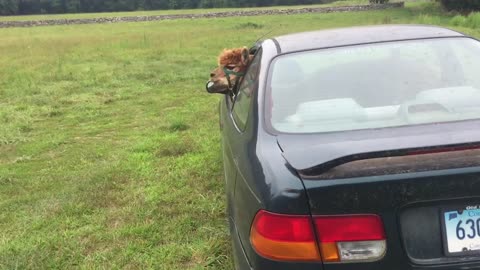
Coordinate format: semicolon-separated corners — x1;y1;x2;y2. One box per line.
250;211;386;263
250;210;321;261
314;215;386;263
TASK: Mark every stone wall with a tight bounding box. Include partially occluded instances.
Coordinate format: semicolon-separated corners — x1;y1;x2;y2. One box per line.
0;3;404;28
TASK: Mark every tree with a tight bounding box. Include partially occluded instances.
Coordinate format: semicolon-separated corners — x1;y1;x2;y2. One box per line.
65;0;80;12
0;0;341;15
438;0;480;11
0;0;18;15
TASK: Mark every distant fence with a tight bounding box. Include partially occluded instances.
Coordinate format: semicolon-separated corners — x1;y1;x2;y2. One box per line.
0;3;404;28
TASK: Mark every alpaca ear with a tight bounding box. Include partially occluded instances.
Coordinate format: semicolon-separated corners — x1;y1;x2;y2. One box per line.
241;47;250;65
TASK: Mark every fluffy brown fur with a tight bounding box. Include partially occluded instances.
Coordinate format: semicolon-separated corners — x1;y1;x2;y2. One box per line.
218;48;247;66
207;47;251;93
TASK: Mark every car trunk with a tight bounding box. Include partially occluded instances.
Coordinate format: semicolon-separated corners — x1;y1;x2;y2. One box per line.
303;162;480;267
277;129;480;269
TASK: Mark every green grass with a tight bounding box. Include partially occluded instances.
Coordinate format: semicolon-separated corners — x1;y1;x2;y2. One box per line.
0;0;407;22
1;1;480;269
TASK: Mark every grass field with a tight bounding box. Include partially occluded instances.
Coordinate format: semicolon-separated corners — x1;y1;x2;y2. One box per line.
1;1;480;269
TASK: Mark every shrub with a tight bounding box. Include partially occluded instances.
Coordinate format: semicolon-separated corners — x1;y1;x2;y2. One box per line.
465;12;480;27
438;0;480;11
449;12;480;28
450;15;467;26
369;0;390;3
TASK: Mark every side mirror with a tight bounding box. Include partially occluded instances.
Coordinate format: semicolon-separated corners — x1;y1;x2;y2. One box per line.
206;80;230;95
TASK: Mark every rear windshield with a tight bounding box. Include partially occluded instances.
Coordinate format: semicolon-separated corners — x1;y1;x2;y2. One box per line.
268;38;480;133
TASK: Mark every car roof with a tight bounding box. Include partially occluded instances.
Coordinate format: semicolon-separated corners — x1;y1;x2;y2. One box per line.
270;25;466;53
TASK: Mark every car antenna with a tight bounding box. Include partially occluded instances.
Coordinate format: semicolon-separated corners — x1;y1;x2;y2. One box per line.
251;26;280;47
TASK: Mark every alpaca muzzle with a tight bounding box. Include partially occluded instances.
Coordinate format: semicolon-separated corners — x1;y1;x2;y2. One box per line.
206;80;216;93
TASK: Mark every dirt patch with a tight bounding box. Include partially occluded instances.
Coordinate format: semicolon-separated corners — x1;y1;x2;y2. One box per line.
0;3;404;28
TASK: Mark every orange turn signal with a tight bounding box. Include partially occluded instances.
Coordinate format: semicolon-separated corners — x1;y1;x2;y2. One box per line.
319;242;340;262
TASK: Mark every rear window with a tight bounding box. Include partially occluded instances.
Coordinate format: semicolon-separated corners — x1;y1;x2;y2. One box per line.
268;38;480;133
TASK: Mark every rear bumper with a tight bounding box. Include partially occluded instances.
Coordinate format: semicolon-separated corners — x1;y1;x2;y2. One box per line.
319;262;480;270
411;261;480;270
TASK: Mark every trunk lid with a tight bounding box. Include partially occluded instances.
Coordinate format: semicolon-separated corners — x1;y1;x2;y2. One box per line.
277;121;480;175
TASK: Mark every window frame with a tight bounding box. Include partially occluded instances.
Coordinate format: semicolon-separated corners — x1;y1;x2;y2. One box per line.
230;48;262;132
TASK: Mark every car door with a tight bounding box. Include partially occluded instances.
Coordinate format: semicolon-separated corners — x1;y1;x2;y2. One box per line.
221;95;238;219
221;49;262;221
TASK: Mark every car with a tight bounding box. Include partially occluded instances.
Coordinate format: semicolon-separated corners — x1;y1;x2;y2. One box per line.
206;25;480;270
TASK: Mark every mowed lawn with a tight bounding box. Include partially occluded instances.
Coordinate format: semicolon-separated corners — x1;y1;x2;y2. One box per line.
1;2;480;269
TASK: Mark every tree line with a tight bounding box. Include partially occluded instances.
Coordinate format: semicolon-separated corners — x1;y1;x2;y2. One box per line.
0;0;334;15
437;0;480;11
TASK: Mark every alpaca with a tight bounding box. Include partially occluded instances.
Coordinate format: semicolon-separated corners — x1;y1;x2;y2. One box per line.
206;47;252;94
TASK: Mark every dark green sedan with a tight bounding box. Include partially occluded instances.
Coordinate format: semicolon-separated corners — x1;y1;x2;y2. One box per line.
207;25;480;270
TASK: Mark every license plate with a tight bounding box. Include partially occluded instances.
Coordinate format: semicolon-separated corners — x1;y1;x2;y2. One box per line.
443;206;480;255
